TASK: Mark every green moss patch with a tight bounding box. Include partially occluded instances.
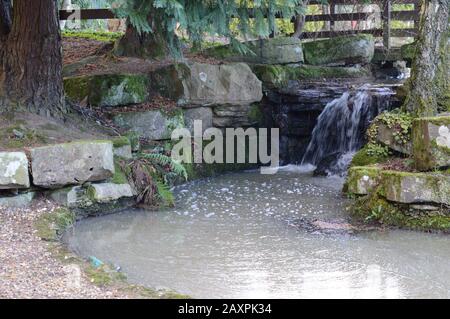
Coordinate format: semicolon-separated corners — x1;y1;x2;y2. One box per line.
62;30;123;42
34;207;75;241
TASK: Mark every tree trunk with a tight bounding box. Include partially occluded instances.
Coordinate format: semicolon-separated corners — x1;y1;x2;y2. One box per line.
292;1;310;38
0;0;66;117
403;0;449;116
0;0;12;37
114;16;169;59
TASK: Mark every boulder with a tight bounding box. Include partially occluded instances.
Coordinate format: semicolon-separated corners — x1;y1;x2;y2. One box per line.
205;37;304;64
183;63;263;107
412;115;450;170
0;152;30;189
382;171;450;205
89;183;134;203
376;122;412;155
149;62;263;107
64;74;149;107
183;107;213;134
30;141;115;188
113;109;185;140
0;192;35;208
303;34;375;66
345;166;381;195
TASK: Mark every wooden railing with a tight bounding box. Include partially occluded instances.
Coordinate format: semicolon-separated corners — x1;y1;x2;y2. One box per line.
59;0;421;49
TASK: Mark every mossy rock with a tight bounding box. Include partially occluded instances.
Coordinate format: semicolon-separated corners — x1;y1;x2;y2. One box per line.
352;190;450;232
350;145;389;167
412;115;450;170
381;170;450;206
345;166;381;195
64;74;150;107
251;64;371;89
113;109;185;141
303;34;375;66
34;207;76;241
204;37;304;64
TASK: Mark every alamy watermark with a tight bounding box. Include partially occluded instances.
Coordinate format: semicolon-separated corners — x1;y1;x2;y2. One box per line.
171;121;280;175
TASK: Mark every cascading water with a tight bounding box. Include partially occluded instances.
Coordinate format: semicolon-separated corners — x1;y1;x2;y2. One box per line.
301;85;395;175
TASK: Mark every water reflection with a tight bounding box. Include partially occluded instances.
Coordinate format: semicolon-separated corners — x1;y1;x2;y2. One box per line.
65;169;450;298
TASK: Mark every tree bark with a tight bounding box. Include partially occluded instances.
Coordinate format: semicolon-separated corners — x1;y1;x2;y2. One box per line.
403;0;449;116
0;0;12;37
292;1;310;38
0;0;66;117
114;23;168;59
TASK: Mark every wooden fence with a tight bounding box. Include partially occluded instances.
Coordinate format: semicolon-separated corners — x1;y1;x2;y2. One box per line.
59;0;421;49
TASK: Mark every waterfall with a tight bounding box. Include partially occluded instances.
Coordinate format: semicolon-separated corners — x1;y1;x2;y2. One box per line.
301;86;393;175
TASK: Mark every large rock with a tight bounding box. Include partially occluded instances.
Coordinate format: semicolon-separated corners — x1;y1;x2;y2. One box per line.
345;166;381;195
51;183;134;208
303;34;375;66
149;62;263;107
205;37;304;64
30;141;115;188
0;192;35;208
376;122;412;155
412;115;450;170
183;107;213;134
64;74;149;107
382;171;450;205
89;183;134;203
0;152;30;189
113;109;185;140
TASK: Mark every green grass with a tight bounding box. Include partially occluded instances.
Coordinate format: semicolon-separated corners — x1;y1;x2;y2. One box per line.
62;30;123;42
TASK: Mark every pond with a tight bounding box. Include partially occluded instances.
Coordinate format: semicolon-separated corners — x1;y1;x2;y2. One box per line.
64;167;450;298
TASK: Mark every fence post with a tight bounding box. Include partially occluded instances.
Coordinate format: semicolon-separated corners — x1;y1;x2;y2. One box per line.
382;0;391;50
330;3;336;31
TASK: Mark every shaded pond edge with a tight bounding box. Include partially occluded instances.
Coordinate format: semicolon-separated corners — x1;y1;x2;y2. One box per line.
34;205;191;299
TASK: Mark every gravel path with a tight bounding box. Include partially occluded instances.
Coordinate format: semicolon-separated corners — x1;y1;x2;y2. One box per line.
0;199;131;299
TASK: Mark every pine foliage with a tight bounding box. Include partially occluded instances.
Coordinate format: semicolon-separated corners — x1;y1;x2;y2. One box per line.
113;0;303;56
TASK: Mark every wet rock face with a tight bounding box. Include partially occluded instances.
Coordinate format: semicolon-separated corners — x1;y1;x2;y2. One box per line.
0;152;30;189
412;115;450;170
30;141;115;188
303;34;375;66
113;109;185;140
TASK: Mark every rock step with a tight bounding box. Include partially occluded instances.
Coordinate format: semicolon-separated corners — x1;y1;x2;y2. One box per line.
0;152;30;190
30;141;115;189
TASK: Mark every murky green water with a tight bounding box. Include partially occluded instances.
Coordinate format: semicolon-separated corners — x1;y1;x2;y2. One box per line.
64;167;450;298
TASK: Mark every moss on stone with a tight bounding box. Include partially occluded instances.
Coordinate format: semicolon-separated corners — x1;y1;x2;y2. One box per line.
303;34;374;65
63;76;91;102
251;64;370;89
351;187;450;232
111;160;129;185
111;136;131;148
350;145;388;167
34;207;75;241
